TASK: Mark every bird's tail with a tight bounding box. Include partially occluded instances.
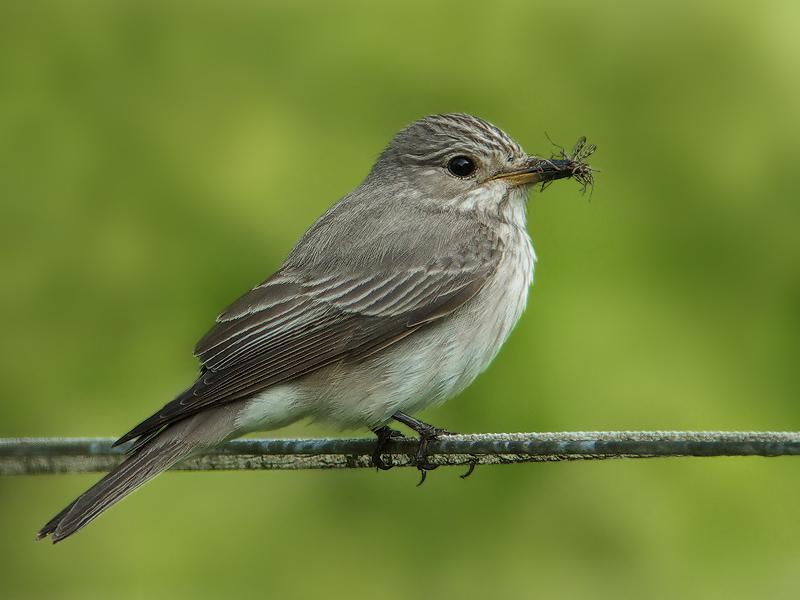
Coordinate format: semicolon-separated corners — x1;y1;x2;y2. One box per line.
36;432;200;543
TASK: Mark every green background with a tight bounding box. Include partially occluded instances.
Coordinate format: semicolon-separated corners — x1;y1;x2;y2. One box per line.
2;1;799;598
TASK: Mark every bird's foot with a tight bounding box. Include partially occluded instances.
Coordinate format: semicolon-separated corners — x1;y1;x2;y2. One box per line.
371;426;406;471
414;425;455;486
391;412;457;486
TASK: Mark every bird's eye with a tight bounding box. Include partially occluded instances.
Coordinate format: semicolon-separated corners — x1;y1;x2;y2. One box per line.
446;155;476;178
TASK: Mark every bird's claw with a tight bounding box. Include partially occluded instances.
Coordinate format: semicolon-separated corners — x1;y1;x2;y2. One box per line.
460;459;477;479
372;426;406;471
413;425;454;486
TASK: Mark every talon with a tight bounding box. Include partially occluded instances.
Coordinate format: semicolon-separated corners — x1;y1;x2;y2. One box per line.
413;430;442;474
372;425;405;471
414;457;439;485
373;454;393;471
460;460;477;479
391;412;457;485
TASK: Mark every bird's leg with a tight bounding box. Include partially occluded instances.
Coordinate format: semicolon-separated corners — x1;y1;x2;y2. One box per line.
371;425;406;471
392;412;456;485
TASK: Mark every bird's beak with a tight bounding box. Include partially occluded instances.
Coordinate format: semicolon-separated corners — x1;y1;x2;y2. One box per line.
490;157;579;187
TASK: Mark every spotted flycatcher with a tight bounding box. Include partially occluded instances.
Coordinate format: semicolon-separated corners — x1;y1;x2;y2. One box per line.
38;113;594;542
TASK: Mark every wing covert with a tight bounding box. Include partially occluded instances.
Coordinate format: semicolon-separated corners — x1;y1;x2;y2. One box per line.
115;230;503;446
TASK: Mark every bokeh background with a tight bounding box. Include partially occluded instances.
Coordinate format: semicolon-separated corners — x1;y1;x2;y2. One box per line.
1;1;799;598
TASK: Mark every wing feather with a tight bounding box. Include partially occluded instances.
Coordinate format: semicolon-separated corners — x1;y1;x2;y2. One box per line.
114;228;503;446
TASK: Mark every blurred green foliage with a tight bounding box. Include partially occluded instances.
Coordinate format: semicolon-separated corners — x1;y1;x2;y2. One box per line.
1;1;799;598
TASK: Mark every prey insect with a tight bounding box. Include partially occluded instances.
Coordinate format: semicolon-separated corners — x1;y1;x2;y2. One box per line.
540;133;597;196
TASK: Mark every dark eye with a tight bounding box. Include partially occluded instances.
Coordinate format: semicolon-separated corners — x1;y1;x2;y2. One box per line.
446;155;476;178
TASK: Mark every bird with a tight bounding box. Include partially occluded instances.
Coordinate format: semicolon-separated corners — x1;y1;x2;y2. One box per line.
37;113;594;543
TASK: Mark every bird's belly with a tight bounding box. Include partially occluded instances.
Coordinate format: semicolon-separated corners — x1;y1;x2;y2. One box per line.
236;231;534;433
313;235;535;429
418;237;534;406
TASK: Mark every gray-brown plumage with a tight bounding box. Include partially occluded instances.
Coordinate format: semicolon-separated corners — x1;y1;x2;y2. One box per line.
38;113;594;542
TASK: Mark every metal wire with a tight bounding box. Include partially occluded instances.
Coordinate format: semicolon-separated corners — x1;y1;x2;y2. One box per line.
2;431;799;475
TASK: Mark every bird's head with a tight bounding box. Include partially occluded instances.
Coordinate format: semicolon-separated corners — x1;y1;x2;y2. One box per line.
369;113;594;220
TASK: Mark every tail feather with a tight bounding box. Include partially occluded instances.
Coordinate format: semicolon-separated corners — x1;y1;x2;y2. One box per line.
37;500;79;540
37;436;195;543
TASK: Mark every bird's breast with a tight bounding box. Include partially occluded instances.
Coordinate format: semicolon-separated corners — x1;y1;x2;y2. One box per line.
412;222;536;407
267;223;537;430
463;224;535;370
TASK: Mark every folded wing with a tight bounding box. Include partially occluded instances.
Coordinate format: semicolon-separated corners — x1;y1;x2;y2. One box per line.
115;231;502;446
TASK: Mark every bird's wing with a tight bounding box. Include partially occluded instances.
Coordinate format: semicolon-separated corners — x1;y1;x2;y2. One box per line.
115;231;503;445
